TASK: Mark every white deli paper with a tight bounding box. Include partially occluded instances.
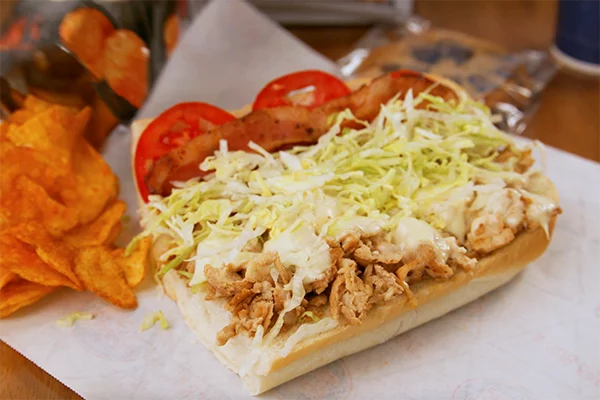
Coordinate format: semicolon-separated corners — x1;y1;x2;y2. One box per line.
1;1;599;399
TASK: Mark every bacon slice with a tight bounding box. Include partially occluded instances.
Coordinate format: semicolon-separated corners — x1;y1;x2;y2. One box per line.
145;71;458;196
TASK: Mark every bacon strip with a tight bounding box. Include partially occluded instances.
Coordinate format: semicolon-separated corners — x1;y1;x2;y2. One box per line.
145;71;458;196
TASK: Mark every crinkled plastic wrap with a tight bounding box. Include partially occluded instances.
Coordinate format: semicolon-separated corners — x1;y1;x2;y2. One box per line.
0;0;183;147
337;17;557;134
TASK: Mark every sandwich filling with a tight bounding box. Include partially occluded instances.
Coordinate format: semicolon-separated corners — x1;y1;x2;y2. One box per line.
131;90;560;349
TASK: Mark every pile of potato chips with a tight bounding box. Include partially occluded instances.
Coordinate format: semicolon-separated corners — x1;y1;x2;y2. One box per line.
0;96;149;317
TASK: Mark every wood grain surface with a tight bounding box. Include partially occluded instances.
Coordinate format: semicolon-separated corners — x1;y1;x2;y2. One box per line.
1;1;598;399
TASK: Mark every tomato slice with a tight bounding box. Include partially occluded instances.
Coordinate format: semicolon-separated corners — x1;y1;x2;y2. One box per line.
390;69;423;79
134;102;235;202
252;70;351;111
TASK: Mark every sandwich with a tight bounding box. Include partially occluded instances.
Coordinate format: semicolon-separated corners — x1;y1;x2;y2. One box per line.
127;70;561;395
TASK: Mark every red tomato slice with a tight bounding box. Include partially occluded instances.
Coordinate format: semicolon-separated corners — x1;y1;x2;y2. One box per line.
390;69;423;79
134;102;235;202
252;70;351;111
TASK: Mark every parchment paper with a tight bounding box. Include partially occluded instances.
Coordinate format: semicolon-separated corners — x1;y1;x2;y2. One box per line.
1;1;599;399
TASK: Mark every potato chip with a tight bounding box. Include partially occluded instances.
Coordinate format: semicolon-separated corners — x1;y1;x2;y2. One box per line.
6;106;90;171
60;140;119;225
23;95;52;113
112;237;150;288
48;106;91;136
0;234;79;290
86;95;120;149
7;222;82;289
74;246;137;309
103;29;149;108
104;221;123;245
64;200;126;248
0;142;68;197
8;109;36;126
1;176;79;236
0;121;9;141
163;14;179;58
0;268;17;290
7;107;70;151
0;94;133;316
0;279;56;318
59;8;114;78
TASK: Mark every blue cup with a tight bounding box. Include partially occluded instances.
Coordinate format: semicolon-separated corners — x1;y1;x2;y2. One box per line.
552;0;600;75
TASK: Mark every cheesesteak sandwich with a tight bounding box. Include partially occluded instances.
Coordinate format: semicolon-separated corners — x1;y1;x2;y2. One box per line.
128;70;561;395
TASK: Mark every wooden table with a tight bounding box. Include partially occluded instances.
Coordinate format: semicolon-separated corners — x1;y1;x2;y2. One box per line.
2;1;598;399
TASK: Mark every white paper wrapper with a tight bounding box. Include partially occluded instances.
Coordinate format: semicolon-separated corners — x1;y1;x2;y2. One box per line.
138;0;337;119
1;1;599;399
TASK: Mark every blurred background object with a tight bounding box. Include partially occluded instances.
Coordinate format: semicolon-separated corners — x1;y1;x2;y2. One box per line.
187;0;414;25
1;0;598;154
551;0;599;76
337;16;557;134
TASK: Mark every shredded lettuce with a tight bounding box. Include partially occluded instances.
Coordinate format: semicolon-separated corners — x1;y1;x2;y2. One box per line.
131;90;524;286
56;312;94;328
190;284;202;294
177;270;193;279
140;310;170;331
301;311;320;323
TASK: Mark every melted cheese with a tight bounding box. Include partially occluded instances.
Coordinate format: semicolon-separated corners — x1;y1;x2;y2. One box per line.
189;227;266;285
522;191;558;237
393;217;451;261
333;216;386;240
473;188;525;231
428;184;476;242
264;225;330;283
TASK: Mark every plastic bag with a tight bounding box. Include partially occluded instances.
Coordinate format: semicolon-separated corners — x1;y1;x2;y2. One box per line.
337;17;557;134
0;0;184;147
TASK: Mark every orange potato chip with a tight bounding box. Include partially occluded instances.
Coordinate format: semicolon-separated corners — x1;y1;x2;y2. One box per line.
7;222;82;289
0;234;79;290
86;95;120;149
23;95;52;113
64;200;126;248
0;143;63;198
0;121;9;141
104;221;123;245
0;268;17;290
8;109;36;126
163;14;179;58
0;93;131;316
5;106;90;170
60;140;119;225
112;237;150;288
0;279;56;318
7;107;69;151
59;8;115;78
9;105;92;151
103;29;149;108
47;105;91;134
74;246;137;309
1;176;79;236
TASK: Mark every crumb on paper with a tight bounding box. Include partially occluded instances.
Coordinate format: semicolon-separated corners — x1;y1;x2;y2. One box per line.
141;310;170;331
56;312;95;328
